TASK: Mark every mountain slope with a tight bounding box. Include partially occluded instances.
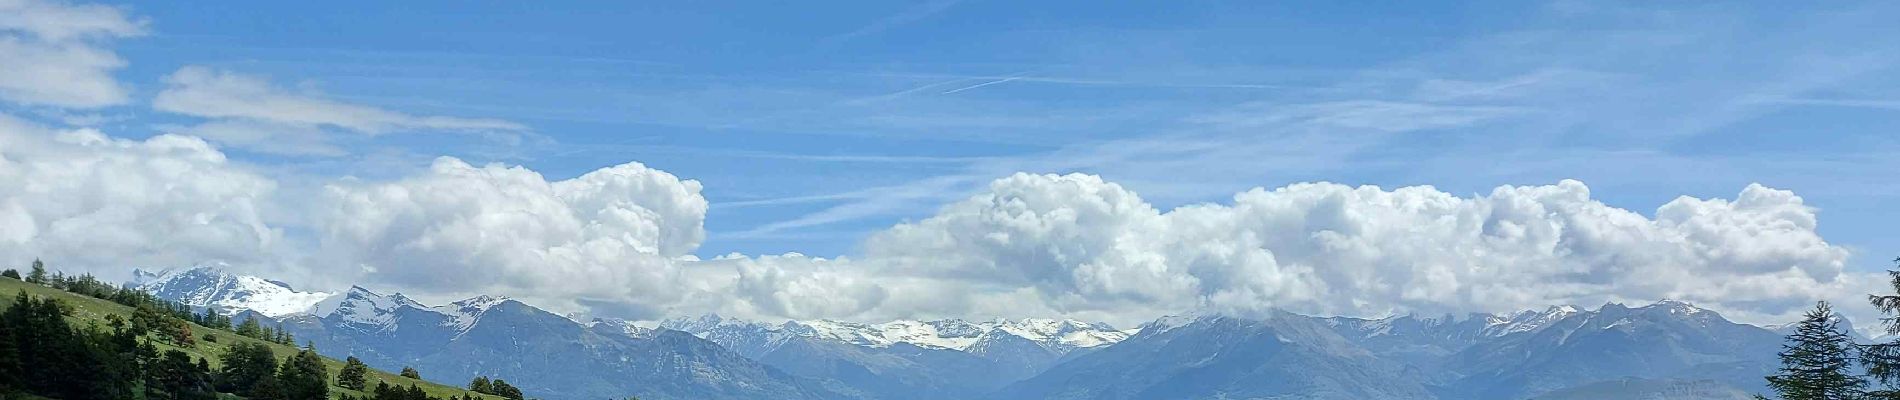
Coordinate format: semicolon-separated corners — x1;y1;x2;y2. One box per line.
1438;301;1781;399
1000;312;1437;400
660;315;1133;400
156;271;846;400
0;276;499;400
133;265;334;316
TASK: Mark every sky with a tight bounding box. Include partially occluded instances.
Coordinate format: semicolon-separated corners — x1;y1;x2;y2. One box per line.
2;0;1899;330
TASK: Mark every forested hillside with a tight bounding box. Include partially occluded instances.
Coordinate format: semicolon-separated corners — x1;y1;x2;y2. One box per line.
0;266;507;400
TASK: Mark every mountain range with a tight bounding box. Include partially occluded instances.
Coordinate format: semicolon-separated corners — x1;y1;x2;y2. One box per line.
132;266;1786;400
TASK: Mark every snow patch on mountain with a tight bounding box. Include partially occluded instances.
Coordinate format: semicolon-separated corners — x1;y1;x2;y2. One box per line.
132;265;334;317
662;315;1134;355
433;294;509;331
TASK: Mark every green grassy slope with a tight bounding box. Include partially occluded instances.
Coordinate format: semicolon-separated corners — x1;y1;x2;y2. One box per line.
0;277;503;400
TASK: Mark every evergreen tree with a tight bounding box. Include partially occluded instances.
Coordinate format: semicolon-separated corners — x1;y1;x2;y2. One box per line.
400;366;422;379
216;341;279;395
25;259;46;284
490;379;524;400
0;305;18;391
1865;258;1900;399
469;376;493;393
340;355;371;390
235;316;264;339
0;269;17;280
1764;301;1866;399
277;345;329;400
148;349;215;400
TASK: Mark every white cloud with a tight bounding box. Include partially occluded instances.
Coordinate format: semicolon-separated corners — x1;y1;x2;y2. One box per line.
0;113;280;273
846;173;1854;326
0;0;143;108
0;117;1865;326
153;66;528;155
315;157;708;312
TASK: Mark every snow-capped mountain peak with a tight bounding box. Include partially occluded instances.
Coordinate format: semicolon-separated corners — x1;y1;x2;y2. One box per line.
132;265;334;317
665;315;1134;355
433;294;513;332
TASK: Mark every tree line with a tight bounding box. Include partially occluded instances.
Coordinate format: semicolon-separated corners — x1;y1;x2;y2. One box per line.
7;259;299;346
1761;257;1900;399
0;259;510;400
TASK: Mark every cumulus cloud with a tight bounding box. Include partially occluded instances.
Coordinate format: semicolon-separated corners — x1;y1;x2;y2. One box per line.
844;173;1854;325
152;66;528;156
315;157;709;312
0;0;143;108
0;109;1863;326
0;113;280;273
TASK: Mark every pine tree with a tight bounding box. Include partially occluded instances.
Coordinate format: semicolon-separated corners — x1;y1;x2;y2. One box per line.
340;356;371;390
400;366;421;379
0;269;17;280
216;341;279;395
1866;258;1900;399
25;259;46;284
469;376;493;393
277;346;329;400
1764;301;1866;399
490;379;524;400
235;316;264;339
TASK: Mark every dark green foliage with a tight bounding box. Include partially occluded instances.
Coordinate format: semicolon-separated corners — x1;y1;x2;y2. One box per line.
0;291;135;399
343;381;475;400
147;349;217;400
469;376;492;393
0;269;17;280
216;341;279;396
276;345;330;400
1764;301;1865;399
489;379;523;400
340;355;371;390
1865;259;1900;399
401;366;422;379
467;375;525;399
236;316;264;338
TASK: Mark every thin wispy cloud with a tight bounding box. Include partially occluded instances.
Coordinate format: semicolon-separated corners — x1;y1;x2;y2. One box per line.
819;0;965;47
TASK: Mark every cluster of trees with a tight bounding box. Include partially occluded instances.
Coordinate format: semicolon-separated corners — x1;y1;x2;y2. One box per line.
216;342;332;399
340;381;491;400
469;376;526;400
0;290;217;399
234;316;298;345
4;260;300;348
1761;258;1900;399
1;259;519;400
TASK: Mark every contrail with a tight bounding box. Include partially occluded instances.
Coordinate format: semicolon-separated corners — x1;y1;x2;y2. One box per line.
941;75;1022;94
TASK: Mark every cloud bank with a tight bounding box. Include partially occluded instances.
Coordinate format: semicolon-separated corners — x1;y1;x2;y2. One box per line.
0;111;1864;326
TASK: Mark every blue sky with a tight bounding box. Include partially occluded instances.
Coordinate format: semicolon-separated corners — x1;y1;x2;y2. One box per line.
104;0;1898;264
4;0;1899;324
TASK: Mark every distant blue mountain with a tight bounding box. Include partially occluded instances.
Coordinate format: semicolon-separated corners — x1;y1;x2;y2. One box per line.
1003;302;1781;400
138;267;1787;400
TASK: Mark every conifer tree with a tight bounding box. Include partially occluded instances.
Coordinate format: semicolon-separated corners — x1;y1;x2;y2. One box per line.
469;376;493;393
1764;301;1866;399
1865;258;1900;399
277;345;329;400
25;259;46;284
401;366;422;379
235;316;264;339
216;341;279;395
0;269;17;280
339;355;371;390
490;379;524;400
